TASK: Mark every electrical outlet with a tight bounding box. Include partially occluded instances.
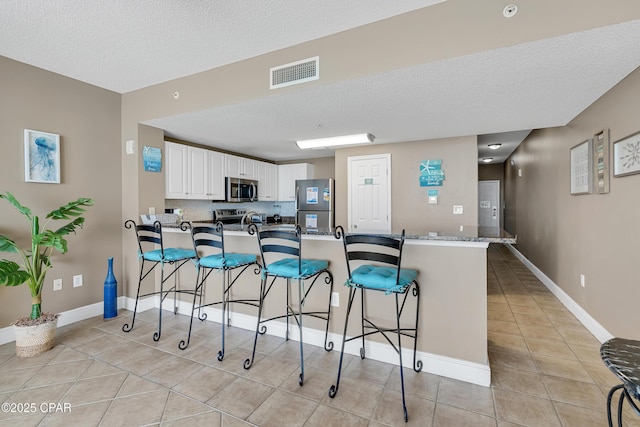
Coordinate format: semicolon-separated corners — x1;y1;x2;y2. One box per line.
453;205;463;215
331;292;339;307
149;207;155;215
53;279;62;291
73;274;83;288
580;274;585;287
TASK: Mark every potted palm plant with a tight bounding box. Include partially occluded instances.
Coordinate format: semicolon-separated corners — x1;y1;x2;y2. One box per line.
0;192;93;357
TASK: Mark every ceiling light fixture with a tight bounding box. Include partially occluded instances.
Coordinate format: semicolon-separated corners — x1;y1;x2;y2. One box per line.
488;143;502;150
296;133;375;149
482;158;494;163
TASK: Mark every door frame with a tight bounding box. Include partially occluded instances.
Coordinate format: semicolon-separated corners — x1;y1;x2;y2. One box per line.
347;153;392;232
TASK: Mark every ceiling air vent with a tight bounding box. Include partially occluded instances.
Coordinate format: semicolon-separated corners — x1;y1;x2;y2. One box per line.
270;56;319;89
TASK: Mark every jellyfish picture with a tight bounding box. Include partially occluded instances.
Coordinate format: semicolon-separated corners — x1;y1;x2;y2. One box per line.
25;130;60;183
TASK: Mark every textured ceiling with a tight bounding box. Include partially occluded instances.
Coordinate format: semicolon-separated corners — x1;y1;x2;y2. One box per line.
2;1;640;163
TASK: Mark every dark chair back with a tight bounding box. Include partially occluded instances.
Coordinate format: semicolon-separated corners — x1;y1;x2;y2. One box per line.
249;223;302;273
125;219;164;256
335;225;406;286
183;221;225;261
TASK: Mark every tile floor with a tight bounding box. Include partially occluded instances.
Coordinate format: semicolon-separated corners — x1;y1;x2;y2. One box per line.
1;244;638;426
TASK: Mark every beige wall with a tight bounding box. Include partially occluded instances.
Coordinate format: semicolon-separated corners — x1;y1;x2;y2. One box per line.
505;66;640;339
334;137;478;231
0;57;122;326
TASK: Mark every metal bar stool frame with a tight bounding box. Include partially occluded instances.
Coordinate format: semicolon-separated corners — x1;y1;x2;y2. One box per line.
601;337;640;426
243;223;334;386
329;225;422;423
122;220;196;341
179;221;261;361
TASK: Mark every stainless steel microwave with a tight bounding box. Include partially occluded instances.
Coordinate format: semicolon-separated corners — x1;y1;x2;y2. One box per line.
225;177;258;202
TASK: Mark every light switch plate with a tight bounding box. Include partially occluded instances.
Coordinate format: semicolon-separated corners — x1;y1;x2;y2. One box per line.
53;279;62;291
453;205;463;215
73;274;83;288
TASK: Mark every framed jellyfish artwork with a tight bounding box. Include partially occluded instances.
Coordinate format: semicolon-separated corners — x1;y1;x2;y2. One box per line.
24;129;60;184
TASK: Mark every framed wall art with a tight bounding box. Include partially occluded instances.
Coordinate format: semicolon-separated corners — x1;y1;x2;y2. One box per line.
570;139;592;195
24;129;61;184
613;130;640;177
593;128;610;193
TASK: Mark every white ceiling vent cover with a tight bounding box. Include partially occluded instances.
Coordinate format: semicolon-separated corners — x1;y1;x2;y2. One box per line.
270;56;319;89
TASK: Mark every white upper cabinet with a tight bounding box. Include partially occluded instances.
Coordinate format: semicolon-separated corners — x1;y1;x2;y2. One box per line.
226;154;256;179
207;150;225;200
277;163;314;201
165;141;188;199
165;141;224;200
256;161;278;201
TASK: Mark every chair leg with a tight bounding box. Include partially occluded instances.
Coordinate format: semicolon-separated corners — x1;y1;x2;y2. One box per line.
173;262;179;315
218;268;227;361
618;386;626;427
322;271;334;352
179;266;203;350
396;293;408;423
122;259;146;333
607;384;624;427
411;282;423;372
359;287;366;359
297;277;305;386
153;263;166;342
328;286;356;398
244;274;267;370
286;278;291;340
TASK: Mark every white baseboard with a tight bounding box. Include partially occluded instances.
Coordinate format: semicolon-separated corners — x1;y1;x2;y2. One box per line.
1;295;490;386
505;244;613;344
0;296;129;345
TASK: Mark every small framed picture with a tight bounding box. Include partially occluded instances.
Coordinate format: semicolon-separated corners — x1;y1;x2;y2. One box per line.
593;129;610;193
570;139;592;195
24;129;60;184
613;130;640;177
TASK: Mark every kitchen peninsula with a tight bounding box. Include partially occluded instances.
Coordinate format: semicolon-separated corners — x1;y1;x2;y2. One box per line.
162;223;515;386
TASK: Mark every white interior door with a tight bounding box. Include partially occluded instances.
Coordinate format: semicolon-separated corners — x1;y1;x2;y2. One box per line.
478;180;500;227
348;154;391;232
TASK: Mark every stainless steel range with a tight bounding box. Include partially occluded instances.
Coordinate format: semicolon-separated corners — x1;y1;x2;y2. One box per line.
213;209;247;224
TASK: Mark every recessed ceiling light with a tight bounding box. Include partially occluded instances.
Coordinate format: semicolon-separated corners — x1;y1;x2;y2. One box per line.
488;144;502;150
482;158;494;163
503;4;518;18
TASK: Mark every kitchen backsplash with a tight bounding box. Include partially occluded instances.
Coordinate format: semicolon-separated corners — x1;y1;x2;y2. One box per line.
165;199;296;221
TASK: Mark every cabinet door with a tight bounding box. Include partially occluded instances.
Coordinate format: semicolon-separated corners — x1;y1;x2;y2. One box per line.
207;150;225;200
257;161;278;200
188;147;208;199
165;141;188;199
277;163;314;201
225;154;242;178
241;158;256;179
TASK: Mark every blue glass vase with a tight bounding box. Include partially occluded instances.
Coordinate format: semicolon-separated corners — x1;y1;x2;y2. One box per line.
103;257;117;319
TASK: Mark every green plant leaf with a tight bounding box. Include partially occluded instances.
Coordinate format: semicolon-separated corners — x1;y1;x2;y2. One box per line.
53;217;86;237
34;231;68;254
0;260;30;287
0;192;32;220
0;236;19;253
46;198;93;220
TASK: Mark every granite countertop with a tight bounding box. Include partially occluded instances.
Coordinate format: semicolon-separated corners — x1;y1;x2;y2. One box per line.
163;221;516;244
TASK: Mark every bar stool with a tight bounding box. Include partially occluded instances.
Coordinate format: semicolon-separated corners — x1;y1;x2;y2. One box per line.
179;222;261;361
122;220;196;341
329;225;422;423
600;337;640;426
244;223;334;386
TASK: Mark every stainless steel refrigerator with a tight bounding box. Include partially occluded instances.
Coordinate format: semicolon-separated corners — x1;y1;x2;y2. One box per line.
295;178;335;229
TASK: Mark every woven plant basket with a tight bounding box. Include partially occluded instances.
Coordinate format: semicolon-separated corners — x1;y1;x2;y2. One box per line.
14;318;58;358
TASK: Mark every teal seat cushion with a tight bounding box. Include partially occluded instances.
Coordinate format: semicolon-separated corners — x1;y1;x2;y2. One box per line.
142;248;196;262
349;265;418;293
198;253;257;269
265;258;328;279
